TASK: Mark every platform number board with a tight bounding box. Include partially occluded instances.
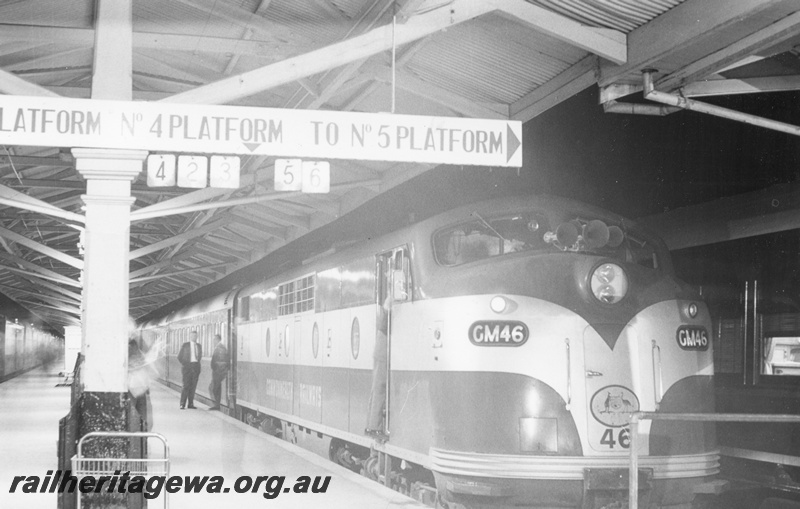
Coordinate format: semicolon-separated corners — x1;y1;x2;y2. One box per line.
274;159;330;194
146;155;176;187
147;154;240;189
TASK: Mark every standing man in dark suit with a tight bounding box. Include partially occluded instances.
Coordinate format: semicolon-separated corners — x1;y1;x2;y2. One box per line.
177;330;202;409
208;334;229;410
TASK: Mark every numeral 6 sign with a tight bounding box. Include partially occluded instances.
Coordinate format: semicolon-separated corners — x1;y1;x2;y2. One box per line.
301;161;330;193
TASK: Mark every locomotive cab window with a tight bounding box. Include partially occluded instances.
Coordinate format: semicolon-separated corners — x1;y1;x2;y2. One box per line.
434;212;550;266
434;210;661;270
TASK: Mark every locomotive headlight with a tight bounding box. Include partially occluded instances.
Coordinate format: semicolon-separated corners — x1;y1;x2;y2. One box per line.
590;263;628;304
684;302;699;319
490;295;507;313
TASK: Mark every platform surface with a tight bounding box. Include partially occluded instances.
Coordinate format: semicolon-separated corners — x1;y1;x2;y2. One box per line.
0;363;425;508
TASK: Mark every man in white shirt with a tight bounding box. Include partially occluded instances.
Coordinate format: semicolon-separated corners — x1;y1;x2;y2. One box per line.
177;331;202;409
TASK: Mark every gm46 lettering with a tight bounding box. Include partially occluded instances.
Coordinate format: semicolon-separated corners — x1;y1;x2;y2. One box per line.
469;321;528;346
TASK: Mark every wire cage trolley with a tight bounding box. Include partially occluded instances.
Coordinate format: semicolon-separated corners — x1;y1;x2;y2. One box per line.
72;431;170;509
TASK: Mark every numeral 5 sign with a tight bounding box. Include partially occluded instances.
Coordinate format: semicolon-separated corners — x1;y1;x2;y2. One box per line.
274;159;330;194
275;159;302;191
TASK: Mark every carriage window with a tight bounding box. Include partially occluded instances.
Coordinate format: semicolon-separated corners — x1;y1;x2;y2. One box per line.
279;276;316;315
762;337;800;376
239;296;251;322
296;275;315;313
279;282;295;316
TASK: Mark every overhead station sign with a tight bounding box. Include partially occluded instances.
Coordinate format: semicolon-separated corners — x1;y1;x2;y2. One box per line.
0;95;522;167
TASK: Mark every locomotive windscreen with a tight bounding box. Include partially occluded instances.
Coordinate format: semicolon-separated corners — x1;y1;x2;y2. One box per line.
433;209;660;269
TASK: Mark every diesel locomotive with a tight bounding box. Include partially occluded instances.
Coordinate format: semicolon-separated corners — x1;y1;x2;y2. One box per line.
139;195;718;508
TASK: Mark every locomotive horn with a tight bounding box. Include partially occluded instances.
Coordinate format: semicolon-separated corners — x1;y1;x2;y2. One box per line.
584;220;610;249
607;226;624;248
556;221;579;247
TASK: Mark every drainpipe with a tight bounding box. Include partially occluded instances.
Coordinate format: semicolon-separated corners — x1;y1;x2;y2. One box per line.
602;99;680;116
642;70;800;137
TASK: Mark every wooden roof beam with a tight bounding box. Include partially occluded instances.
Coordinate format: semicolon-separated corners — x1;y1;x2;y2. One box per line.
0;224;82;269
129;217;234;260
0;251;80;287
494;0;625;64
91;0;133;100
599;0;792;87
160;0;499;104
0;67;61;96
129;262;232;284
511;55;598;122
657;10;800;92
682;75;800;97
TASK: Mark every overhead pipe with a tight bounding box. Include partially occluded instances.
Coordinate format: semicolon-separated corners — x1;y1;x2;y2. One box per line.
642;70;800;137
602;99;680;116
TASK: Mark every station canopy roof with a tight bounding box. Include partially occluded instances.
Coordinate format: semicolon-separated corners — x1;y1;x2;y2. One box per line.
1;0;799;328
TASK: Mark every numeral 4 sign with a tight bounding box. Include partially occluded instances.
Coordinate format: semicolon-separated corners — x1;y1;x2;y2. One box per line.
146;154;176;187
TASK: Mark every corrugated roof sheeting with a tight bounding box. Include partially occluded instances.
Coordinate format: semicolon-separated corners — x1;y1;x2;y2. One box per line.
134;1;226;35
0;0;93;28
265;0;354;44
530;0;684;32
406;17;582;105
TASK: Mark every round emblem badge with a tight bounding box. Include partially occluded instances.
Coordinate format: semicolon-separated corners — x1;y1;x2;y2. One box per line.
590;385;639;427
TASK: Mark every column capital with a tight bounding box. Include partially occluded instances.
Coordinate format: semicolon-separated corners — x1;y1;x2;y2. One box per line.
72;148;148;181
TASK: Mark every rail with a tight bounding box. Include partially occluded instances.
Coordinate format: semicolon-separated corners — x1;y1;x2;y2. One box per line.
628;412;800;509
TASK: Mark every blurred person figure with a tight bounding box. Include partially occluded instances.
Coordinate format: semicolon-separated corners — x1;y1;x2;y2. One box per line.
208;334;229;410
177;330;202;409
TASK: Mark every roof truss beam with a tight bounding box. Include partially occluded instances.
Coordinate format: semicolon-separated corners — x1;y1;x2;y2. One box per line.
91;0;133;100
656;9;800;92
0;67;61;96
0;224;83;269
129;261;232;284
129;217;234;260
161;0;625;105
494;0;625;64
682;75;800;97
0;251;80;287
511;55;598;122
599;0;791;87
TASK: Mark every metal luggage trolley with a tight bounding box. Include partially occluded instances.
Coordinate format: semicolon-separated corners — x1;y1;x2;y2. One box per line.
72;431;170;509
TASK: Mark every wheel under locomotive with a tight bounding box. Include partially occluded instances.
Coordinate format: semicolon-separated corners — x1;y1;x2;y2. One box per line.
139;196;718;509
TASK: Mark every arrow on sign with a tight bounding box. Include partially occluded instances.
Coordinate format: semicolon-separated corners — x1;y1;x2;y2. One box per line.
244;142;262;153
507;124;521;163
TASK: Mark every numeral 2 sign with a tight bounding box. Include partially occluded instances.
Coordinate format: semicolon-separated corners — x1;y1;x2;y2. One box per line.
177;155;208;188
